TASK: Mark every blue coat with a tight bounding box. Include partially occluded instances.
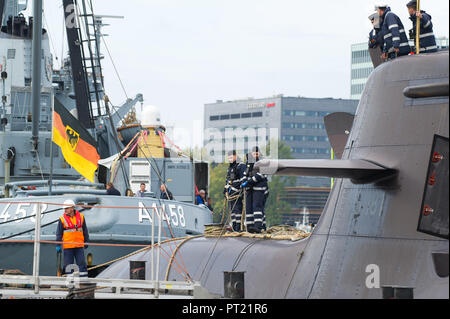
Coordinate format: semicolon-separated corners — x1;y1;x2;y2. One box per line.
224;162;246;195
369;28;383;49
244;162;268;192
196;195;205;205
380;8;411;56
409;11;437;53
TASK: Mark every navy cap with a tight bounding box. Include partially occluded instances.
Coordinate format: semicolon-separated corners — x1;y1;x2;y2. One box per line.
406;0;417;8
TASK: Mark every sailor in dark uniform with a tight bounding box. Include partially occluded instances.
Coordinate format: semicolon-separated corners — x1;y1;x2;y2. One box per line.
224;150;246;232
241;147;269;233
368;12;383;50
376;4;411;61
406;0;437;54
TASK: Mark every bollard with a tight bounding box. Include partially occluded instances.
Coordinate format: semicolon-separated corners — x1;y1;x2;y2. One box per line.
382;286;414;299
130;261;146;280
224;271;245;299
66;283;97;299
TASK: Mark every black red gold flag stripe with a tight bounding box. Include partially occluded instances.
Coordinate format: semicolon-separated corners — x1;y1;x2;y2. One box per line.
52;100;100;182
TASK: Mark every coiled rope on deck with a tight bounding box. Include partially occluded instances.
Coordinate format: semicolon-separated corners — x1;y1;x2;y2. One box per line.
204;224;310;241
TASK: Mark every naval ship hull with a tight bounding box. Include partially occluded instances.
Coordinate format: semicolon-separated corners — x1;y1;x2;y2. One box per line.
0;195;213;276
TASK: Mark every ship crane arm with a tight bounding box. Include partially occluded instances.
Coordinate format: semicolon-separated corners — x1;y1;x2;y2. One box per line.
110;94;144;127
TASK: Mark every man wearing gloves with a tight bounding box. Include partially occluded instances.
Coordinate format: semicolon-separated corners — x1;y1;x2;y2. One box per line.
224;150;246;232
406;0;437;53
56;199;89;277
241;147;269;234
376;4;411;60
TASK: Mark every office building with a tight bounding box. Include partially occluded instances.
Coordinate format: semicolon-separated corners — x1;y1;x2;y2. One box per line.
204;95;358;187
351;37;449;100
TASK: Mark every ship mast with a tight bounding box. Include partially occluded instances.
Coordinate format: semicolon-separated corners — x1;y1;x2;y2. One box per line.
31;0;42;152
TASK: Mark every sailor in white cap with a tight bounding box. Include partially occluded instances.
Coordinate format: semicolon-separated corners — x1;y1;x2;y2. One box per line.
368;11;383;50
376;3;411;60
374;3;389;10
56;199;89;277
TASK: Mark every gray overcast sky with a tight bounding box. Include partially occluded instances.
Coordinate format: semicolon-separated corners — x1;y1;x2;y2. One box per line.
37;0;449;147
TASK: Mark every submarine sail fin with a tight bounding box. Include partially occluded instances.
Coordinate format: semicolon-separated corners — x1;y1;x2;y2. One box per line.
255;159;397;184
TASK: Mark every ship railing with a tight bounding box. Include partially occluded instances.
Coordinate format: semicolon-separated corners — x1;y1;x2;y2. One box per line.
0;200;203;298
4;180;105;198
0;274;210;299
5;179;105;189
14;189;107;197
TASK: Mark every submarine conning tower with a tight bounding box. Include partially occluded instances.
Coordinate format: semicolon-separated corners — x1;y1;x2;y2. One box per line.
290;50;449;298
337;50;448;239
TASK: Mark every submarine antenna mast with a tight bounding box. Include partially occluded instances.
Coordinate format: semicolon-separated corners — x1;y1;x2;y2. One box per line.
415;0;421;54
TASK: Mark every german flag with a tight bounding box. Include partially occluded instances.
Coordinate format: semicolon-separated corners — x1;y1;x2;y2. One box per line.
52;100;100;182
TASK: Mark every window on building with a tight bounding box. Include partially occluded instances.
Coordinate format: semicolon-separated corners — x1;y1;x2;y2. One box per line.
7;49;16;59
351;49;370;64
351;84;365;95
220;114;230;120
210;115;219;121
230;113;241;119
316;148;330;154
241;113;252;118
291;147;331;155
252;112;263;118
351;67;373;79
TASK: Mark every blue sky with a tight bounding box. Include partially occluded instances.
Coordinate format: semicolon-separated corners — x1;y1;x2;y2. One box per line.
30;0;450;147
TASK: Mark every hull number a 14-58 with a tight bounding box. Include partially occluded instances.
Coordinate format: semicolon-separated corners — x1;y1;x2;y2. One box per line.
0;203;49;223
138;202;186;227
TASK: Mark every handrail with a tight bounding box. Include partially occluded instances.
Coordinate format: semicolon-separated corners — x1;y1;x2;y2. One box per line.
14;189;107;197
5;180;105;190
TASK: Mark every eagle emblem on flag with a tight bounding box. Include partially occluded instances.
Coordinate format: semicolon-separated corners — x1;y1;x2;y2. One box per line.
66;126;80;151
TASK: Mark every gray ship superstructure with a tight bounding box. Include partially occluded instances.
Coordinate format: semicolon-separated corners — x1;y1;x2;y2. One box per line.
0;0;212;276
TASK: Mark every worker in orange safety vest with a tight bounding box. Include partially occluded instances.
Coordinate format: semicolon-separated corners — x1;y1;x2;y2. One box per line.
56;199;89;277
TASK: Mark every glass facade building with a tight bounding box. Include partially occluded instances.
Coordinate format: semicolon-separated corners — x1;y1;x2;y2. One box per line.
351;37;449;100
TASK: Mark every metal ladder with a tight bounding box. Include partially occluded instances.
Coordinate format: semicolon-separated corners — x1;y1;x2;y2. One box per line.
73;0;105;118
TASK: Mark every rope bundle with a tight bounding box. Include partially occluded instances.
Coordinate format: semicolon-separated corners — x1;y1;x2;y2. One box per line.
204;224;310;242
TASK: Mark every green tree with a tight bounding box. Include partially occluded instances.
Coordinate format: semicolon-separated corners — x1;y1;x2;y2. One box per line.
263;140;296;227
208;162;228;223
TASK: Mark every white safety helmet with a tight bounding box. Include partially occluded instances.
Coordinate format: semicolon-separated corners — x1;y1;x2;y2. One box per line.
63;199;76;208
374;3;388;10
